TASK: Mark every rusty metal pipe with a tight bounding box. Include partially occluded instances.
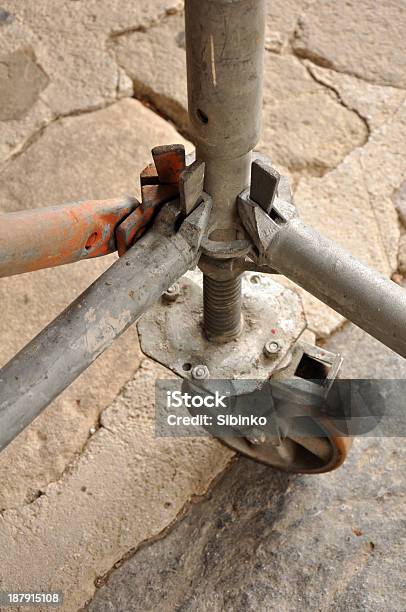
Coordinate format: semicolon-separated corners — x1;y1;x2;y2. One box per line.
0;197;138;278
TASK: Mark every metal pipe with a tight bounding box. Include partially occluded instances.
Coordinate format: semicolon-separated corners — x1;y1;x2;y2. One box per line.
0;219;198;451
0;197;138;277
185;0;266;236
185;0;266;341
269;217;406;358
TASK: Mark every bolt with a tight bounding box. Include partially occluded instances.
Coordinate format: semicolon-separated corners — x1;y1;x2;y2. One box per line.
203;274;242;342
250;274;261;284
263;340;282;357
163;283;180;302
191;364;210;380
246;429;267;446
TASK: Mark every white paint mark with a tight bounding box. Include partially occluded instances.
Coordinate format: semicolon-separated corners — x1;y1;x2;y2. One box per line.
210;35;217;87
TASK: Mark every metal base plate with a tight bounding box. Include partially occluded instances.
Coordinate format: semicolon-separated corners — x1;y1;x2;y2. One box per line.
137;272;352;474
137;270;306;383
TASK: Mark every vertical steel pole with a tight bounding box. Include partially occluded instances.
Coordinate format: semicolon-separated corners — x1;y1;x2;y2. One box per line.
185;0;266;342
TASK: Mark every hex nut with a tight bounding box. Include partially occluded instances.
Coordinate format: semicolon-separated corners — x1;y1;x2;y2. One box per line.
191;364;210;380
163;283;180;302
263;340;282;357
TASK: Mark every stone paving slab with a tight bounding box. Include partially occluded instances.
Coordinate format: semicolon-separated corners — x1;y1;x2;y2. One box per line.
293;0;406;89
0;0;181;163
0;361;234;611
87;443;405;612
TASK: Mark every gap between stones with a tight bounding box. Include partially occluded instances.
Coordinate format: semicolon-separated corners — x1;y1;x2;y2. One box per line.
1;99;122;169
301;61;371;142
82;455;237;610
108;4;183;42
292;45;406;92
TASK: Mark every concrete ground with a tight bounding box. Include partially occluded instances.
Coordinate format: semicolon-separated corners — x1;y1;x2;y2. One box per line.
0;1;405;610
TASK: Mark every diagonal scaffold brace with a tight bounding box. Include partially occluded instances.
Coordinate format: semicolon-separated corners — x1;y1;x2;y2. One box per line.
1;0;406;473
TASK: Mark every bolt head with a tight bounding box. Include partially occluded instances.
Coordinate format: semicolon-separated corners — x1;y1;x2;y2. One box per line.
263;340;282;357
191;365;209;380
163;283;180;302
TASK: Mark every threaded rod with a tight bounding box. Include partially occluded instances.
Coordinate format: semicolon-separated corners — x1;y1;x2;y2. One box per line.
203;274;243;343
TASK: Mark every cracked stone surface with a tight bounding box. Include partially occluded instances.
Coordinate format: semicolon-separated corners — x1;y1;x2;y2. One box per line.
305;63;406;132
114;13;189;133
0;0;181;163
86;325;406;612
0;361;234;611
265;0;311;53
259;54;367;176
0;99;190;211
0;98;190;511
293;0;406;89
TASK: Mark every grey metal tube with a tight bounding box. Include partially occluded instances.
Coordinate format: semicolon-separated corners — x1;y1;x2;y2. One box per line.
185;0;266;342
185;0;266;236
270;217;406;358
0;226;196;451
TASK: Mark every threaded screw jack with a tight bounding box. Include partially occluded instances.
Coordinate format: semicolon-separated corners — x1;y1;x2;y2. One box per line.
203;274;243;343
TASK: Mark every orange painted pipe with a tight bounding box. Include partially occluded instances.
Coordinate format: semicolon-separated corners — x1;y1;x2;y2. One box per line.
0;197;138;278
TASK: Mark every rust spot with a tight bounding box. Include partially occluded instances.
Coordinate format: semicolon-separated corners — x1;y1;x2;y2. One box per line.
140;162;159;186
352;528;363;537
141;183;179;210
151;144;186;184
85;232;99;250
116;181;178;256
